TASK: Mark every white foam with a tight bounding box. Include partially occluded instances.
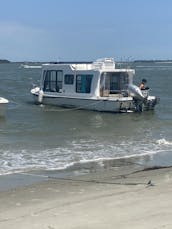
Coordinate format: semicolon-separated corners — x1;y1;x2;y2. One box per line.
156;138;172;145
0;138;171;175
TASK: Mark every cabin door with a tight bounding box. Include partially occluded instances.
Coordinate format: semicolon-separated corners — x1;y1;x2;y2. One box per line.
100;73;110;96
100;72;129;96
76;75;93;93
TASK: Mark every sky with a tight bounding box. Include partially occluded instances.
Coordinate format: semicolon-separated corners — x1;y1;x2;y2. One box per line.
0;0;172;61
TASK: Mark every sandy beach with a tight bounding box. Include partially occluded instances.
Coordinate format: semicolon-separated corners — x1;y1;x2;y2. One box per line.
1;166;172;229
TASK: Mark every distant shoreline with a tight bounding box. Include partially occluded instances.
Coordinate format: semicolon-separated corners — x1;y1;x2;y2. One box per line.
133;59;172;63
0;59;10;63
2;59;172;64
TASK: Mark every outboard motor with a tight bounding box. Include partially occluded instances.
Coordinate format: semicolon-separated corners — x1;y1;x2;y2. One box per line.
127;84;145;100
127;84;148;112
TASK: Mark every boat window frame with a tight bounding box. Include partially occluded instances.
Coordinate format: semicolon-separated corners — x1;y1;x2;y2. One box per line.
76;74;93;93
64;74;74;85
100;72;129;95
43;70;63;93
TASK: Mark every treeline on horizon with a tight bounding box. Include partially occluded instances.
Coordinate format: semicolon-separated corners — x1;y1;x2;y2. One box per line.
0;59;11;63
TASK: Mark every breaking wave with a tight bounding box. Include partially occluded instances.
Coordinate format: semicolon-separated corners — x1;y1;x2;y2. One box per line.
156;138;172;145
0;137;172;176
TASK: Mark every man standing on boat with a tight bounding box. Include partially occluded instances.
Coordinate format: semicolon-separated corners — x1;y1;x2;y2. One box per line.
139;79;147;90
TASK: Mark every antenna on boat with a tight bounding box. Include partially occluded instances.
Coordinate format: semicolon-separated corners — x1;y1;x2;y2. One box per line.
126;56;132;69
119;57;123;69
57;56;61;62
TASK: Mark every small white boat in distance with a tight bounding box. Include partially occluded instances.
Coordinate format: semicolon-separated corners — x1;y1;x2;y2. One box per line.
21;64;42;69
31;58;159;112
0;97;9;116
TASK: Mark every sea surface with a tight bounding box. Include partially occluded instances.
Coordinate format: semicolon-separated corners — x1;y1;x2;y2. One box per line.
0;61;172;178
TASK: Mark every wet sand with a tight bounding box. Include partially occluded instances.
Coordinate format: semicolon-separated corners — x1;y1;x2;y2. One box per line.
1;166;172;229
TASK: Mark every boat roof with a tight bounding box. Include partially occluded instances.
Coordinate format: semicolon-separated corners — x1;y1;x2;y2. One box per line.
42;58;135;73
49;61;93;64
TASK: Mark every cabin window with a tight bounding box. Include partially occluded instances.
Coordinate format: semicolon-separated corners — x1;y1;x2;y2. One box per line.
76;75;93;93
100;72;129;95
64;74;74;85
43;70;63;92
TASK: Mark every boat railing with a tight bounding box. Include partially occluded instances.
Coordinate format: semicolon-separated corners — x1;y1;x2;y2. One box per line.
93;58;115;70
71;63;93;70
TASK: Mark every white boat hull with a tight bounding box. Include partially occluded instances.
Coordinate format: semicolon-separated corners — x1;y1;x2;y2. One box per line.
31;91;157;113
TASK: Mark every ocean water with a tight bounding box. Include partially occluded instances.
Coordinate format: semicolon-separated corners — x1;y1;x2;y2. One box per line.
0;62;172;176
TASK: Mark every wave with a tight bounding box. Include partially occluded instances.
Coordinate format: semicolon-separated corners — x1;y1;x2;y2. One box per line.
136;65;172;68
0;151;155;176
0;138;172;176
156;138;172;145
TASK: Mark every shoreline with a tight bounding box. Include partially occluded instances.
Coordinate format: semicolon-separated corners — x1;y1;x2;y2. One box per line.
0;153;161;192
1;166;172;228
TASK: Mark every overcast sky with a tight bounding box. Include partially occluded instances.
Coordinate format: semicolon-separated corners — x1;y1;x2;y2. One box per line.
0;0;172;61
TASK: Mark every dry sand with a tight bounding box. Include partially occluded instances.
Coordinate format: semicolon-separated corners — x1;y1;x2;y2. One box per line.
1;166;172;229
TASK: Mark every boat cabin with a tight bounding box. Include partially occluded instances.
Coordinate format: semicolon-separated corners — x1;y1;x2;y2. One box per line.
31;58;158;112
40;58;134;98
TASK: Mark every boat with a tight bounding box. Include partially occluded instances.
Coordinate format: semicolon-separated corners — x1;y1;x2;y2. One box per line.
31;58;159;113
20;64;42;69
0;97;9;116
